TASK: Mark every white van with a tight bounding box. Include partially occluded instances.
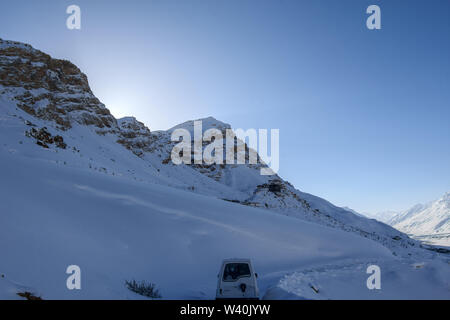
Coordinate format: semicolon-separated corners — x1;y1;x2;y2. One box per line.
216;259;259;300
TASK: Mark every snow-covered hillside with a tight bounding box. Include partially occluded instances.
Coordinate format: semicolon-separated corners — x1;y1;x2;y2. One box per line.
1;38;449;299
388;193;450;246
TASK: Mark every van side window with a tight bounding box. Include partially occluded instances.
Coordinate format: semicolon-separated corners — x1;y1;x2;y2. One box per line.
223;263;251;281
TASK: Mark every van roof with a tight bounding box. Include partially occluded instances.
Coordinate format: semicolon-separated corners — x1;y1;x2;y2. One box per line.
222;258;252;263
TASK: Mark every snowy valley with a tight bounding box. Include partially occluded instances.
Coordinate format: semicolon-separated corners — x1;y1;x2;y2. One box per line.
0;38;449;300
388;193;450;247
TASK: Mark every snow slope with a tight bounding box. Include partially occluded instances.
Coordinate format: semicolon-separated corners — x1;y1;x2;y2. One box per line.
0;116;448;299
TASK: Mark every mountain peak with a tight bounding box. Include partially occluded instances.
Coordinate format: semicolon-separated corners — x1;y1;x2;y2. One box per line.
168;116;231;134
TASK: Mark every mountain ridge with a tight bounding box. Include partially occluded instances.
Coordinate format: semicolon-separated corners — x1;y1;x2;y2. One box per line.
388;192;450;246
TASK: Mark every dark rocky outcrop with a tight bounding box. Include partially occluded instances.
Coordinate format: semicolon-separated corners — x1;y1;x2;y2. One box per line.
25;127;67;149
0;39;116;131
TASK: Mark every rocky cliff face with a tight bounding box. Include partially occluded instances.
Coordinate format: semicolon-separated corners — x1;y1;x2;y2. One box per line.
0;39;116;131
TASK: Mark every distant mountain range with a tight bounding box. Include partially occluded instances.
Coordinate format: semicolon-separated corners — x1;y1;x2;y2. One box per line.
360;193;450;246
360;210;398;223
388;193;450;246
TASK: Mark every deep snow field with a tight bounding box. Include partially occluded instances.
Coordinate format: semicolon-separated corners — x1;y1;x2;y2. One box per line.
0;98;449;300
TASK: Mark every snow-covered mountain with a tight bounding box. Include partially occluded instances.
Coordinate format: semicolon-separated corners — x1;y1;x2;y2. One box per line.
388;193;450;246
0;38;415;252
1;38;449;299
146;123;414;253
362;210;398;223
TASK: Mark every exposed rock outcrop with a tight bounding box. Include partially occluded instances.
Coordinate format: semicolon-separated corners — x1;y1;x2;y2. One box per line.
116;117;153;157
0;38;151;156
25;127;67;149
0;38;116;131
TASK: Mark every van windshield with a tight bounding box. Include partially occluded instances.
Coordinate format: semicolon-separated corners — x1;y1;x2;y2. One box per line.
223;263;251;281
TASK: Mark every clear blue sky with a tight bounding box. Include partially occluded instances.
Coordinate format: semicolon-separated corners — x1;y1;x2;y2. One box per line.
1;0;449;214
